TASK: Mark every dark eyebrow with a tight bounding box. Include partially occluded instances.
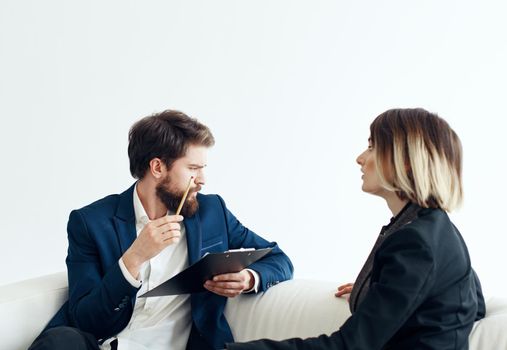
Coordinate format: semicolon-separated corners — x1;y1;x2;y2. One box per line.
188;163;206;168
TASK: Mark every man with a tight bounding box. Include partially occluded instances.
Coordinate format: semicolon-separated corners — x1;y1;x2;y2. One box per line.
29;110;293;350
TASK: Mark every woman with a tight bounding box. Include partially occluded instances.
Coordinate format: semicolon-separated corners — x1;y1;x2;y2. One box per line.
227;108;485;350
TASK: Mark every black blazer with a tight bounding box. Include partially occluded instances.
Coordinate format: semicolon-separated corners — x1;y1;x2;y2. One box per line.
227;207;485;350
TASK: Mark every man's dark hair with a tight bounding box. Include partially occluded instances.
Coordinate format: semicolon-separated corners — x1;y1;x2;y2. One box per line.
128;110;215;179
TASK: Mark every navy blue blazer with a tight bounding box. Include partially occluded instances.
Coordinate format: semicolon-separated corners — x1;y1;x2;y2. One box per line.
45;184;294;349
227;207;485;350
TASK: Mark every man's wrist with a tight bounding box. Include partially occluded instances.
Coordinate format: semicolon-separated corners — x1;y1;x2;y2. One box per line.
119;257;142;288
122;250;143;279
243;269;260;293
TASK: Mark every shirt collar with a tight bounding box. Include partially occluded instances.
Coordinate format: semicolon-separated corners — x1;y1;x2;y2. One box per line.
133;183;150;226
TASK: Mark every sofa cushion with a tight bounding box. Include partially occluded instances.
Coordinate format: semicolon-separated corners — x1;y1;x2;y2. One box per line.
224;279;351;341
469;296;507;349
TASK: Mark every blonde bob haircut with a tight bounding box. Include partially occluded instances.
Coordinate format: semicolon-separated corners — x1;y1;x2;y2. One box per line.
370;108;463;212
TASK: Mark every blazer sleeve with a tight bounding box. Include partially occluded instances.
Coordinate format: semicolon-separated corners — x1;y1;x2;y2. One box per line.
473;269;486;320
216;195;294;292
66;210;140;339
227;227;435;350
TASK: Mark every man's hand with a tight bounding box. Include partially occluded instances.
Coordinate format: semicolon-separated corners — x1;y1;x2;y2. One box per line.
335;282;354;301
122;215;184;278
203;269;254;297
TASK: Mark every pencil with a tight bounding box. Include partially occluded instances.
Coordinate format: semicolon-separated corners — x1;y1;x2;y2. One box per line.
176;176;194;215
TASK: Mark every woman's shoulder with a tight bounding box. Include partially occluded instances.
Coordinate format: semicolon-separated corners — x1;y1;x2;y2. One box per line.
413;207;451;227
411;207;459;238
387;207;463;251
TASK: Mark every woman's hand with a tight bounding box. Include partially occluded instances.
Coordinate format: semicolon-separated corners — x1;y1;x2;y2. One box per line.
335;282;354;301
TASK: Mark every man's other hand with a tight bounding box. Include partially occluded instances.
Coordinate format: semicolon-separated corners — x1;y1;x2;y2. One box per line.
203;269;254;297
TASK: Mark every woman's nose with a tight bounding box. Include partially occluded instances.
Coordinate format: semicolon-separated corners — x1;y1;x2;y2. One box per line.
356;152;365;165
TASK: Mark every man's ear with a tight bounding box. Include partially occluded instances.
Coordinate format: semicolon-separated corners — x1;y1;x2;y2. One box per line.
148;158;164;179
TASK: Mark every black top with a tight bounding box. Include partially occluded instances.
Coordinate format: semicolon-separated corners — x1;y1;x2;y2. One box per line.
228;206;485;350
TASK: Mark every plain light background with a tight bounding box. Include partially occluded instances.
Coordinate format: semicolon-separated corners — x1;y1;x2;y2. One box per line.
1;0;506;297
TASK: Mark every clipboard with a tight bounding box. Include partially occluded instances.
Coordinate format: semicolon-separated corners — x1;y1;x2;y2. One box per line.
139;247;273;297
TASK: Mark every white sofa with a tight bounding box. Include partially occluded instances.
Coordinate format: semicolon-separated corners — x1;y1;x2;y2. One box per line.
1;272;506;350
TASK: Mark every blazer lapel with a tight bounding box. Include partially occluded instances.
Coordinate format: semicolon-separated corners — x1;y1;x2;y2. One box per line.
114;183;137;254
184;212;202;264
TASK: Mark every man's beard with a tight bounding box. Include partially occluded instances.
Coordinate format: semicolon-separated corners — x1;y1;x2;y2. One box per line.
155;176;200;217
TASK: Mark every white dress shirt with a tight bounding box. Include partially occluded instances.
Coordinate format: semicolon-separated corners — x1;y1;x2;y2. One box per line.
100;184;191;350
100;184;260;349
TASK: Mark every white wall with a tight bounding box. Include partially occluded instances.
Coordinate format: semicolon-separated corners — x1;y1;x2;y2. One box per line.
1;0;506;297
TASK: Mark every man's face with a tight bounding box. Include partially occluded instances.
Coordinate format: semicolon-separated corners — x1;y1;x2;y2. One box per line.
156;145;208;217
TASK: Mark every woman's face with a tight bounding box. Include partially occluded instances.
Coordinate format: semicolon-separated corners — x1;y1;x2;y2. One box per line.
356;139;389;198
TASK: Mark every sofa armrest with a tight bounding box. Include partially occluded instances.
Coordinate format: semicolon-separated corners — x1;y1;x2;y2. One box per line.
0;272;67;350
224;279;351;342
